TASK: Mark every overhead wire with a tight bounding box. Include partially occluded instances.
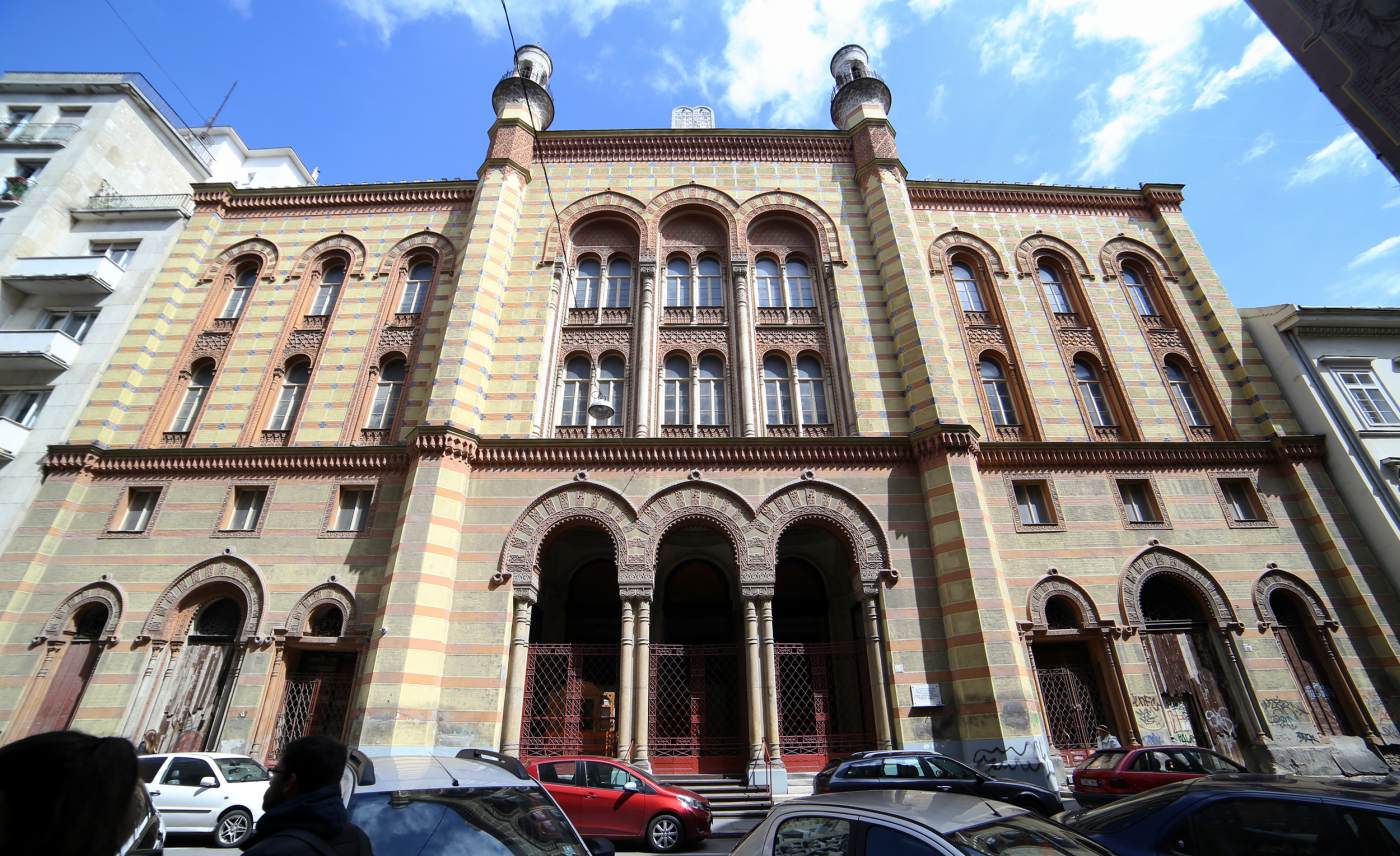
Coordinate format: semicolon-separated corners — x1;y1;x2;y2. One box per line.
499;0;566;253
101;0;209;126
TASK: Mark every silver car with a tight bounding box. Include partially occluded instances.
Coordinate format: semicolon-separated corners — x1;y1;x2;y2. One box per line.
732;790;1111;856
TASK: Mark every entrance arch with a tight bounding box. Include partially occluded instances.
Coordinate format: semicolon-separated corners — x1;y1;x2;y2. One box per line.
20;581;123;737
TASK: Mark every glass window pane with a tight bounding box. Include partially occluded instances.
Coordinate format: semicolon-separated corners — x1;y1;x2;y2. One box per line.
773;816;849;856
1186;798;1327;855
865;825;938;856
756;258;782;307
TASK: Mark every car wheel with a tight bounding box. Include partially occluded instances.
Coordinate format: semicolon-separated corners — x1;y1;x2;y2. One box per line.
647;813;683;853
215;807;253;848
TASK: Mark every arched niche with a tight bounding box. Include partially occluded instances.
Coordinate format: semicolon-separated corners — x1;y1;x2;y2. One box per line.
375;230;458;278
930;229;1008;278
36;580;125;644
201;237;279;284
1120;546;1238;630
752;480;892;595
288;233;367;280
499;482;638;599
1026;575;1103;632
1098;235;1176;282
738;191;844;265
1252;568;1333;629
646;185;742;256
543;191;649;264
283;580;361;638
1014;233;1093;280
637;480;755;579
140;555;266;642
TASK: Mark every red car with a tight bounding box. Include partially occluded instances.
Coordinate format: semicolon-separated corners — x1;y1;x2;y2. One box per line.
1072;745;1245;806
526;756;712;852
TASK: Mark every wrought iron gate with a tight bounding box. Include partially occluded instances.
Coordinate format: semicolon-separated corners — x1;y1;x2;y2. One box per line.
1035;664;1107;751
521;644;619;759
650;644;743;772
776;641;872;768
271;670;354;760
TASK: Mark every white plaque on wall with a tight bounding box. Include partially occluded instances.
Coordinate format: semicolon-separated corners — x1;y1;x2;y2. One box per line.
909;683;942;708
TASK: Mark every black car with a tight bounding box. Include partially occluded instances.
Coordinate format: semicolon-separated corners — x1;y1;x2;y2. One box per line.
1058;773;1400;856
813;750;1064;816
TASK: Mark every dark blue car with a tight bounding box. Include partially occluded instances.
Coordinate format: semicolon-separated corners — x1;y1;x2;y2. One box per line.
812;750;1064;816
1058;773;1400;856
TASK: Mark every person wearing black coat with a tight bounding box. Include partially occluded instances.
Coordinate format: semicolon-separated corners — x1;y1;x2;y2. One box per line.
242;736;371;856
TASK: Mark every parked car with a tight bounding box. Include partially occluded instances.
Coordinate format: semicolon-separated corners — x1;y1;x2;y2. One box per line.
341;747;614;856
118;780;166;856
733;790;1111;856
813;749;1063;816
136;752;271;847
1070;745;1244;806
1059;773;1400;856
525;755;712;852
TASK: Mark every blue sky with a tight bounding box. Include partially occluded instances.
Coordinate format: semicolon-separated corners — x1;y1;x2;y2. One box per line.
4;0;1397;309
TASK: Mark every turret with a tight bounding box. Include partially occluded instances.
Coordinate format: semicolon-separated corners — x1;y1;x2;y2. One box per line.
491;44;555;131
829;44;892;130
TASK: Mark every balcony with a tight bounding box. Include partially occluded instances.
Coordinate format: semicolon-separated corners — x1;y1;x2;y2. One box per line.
72;192;193;221
0;418;32;461
0;329;83;370
0;122;80;146
4;255;123;296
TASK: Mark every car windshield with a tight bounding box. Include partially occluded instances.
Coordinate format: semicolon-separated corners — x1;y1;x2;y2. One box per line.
1066;788;1185;834
950;814;1112;855
216;757;269;782
348;786;583;856
1080;752;1125;771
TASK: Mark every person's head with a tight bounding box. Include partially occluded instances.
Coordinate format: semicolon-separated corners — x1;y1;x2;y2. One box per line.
142;729;158;744
1095;724;1110;735
0;730;141;856
265;735;347;810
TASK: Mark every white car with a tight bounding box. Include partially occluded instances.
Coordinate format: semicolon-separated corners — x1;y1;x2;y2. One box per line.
137;752;270;848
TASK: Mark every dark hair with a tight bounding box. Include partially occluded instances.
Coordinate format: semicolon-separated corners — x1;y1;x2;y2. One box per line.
0;730;139;856
278;735;348;792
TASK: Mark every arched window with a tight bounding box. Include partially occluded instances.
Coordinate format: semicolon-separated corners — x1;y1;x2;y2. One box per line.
1073;358;1115;427
366;358;406;430
220;263;258;320
796;355;829;424
979;357;1018;426
665;258;691;308
755;257;782;308
786;258;815;308
663;355;691;425
698;355;726;425
763;355;793;425
606;258;632;308
559;356;589;426
597;356;625;426
268;360;311;431
952;259;986;313
1271;589;1351;736
309;263;344;316
309;605;345;638
1122;263;1157;317
1165;359;1209;427
1039;262;1074;315
574;259;601;309
697;257;723;307
170;360;216;433
398;260;434;314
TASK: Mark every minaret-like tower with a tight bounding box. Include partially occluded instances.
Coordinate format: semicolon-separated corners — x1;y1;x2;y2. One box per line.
491;44;555;131
829;44;892;130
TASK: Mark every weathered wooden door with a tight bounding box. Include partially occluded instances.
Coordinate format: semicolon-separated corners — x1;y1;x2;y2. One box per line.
29;642;102;735
163;642;239;751
1146;631;1244;763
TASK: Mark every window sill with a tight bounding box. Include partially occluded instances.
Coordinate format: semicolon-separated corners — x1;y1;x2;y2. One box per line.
1224;517;1275;530
99;528;151;539
319;528;367;539
1357;428;1400;438
213;528;263;538
1014;521;1065;533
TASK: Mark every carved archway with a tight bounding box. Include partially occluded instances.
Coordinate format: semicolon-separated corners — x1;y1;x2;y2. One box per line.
638;480;756;580
738;191;845;265
753;481;892;595
37;580;124;643
1026;575;1103;631
1014;233;1093;279
140;555;266;642
1098;235;1175;282
283;580;361;638
930;229;1008;277
1252;569;1333;628
499;482;638;599
200;237;279;283
645;185;742;257
1120;546;1238;630
543;191;649;264
288;233;368;280
375;230;457;278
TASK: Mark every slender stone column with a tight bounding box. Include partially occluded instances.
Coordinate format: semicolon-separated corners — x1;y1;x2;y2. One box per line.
861;593;893;750
633;262;657;437
530;262;567;437
616;600;636;761
632;599;652;770
731;261;757;436
500;596;535;757
743;598;765;777
758;599;783;765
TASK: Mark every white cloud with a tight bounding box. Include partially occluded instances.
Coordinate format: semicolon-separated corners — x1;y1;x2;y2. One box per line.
1193;31;1291;109
926;82;948;122
1032;171;1062;185
1326;265;1400;305
1242;131;1275;161
1348;236;1400;270
227;0;252;15
336;0;640;42
909;0;955;19
1384;196;1400;209
1287;131;1373;187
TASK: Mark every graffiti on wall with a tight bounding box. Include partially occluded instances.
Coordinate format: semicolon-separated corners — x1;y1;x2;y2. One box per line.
1262;698;1306;730
972;742;1045;774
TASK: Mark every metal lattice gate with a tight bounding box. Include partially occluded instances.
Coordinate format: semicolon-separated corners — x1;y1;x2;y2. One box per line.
1036;665;1108;751
650;644;743;772
521;644;619;760
776;641;873;769
271;671;354;760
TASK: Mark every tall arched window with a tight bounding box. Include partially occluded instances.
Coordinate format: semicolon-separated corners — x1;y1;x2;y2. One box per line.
698;355;727;425
1165;359;1209;427
606;258;632;308
560;356;589;426
952;259;986;313
764;355;793;425
398;260;434;314
796;355;829;424
755;257;782;308
220;263;258;320
979;357;1018;426
697;257;723;307
1039;262;1074;315
309;263;344;316
665;258;691;307
366;358;406;430
1122;263;1157;318
597;356;625;426
574;259;601;309
170;360;216;433
1073;358;1115;427
663;355;691;425
786;258;814;308
268;360;311;431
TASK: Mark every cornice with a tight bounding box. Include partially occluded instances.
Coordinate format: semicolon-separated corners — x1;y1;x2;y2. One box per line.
475;437;912;469
192;181;475;218
907;181;1183;216
976;437;1324;471
42;443;408;479
535;130;853;163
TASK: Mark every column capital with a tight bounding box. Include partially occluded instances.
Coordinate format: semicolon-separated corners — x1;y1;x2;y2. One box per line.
619;588;653;603
742;585;775;602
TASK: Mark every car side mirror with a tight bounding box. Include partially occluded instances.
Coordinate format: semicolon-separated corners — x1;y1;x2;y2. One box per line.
623;780;638;792
198;776;218;788
584;837;616;856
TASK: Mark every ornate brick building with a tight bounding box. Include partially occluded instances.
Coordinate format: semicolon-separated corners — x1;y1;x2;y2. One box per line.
2;44;1397;790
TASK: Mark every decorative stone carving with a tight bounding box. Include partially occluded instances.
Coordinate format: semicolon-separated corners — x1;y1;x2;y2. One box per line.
659;327;729;356
284;580;363;638
1097;236;1176;282
966;326;1008;348
1026;575;1102;630
1013;233;1094;279
635;482;757;572
200;237;279;283
542;191;649;264
737;191;846;265
37;579;124;643
141;555;265;642
659;210;728;249
191;331;231;361
756;328;824;355
751;481;892;594
374;230;458;278
1252;569;1333;628
1146;329;1187;355
500;483;639;598
560;327;633;359
1120;547;1237;630
288;234;367;280
929;230;1008;277
645;185;743;253
284;329;323;359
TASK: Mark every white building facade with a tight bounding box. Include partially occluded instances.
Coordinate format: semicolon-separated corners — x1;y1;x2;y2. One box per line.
0;72;310;548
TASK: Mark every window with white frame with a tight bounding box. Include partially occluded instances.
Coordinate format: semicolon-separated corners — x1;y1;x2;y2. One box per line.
796;355;829;424
226;487;267;531
1165;360;1210;427
1336;369;1400;428
763;355;793;425
1122;264;1158;317
117;487;160;533
665;258;691;307
42;309;98;342
398;261;433;314
221;263;258;319
0;389;48;428
267;361;311;431
662;355;691;425
1074;358;1116;427
1219;478;1265;523
91;241;139;269
786;259;815;308
596;356;625;426
605;258;632;308
559;356;589;426
1117;479;1163;524
697;258;723;307
1013;481;1055;526
755;257;782;308
333;486;374;532
952;259;987;313
697;355;727;426
309;263;344;316
1039;262;1074;315
169;361;215;433
979;357;1018;426
574;259;601;308
365;359;406;430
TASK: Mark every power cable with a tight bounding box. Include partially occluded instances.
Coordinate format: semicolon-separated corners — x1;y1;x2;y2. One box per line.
499;0;565;253
101;0;209;126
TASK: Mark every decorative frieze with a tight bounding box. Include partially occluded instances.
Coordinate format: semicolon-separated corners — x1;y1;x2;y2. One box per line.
535;132;853;163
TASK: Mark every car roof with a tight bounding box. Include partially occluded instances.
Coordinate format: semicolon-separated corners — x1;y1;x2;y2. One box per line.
1181;773;1400;804
353;754;536;793
145;752;254;760
775;789;1028;833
